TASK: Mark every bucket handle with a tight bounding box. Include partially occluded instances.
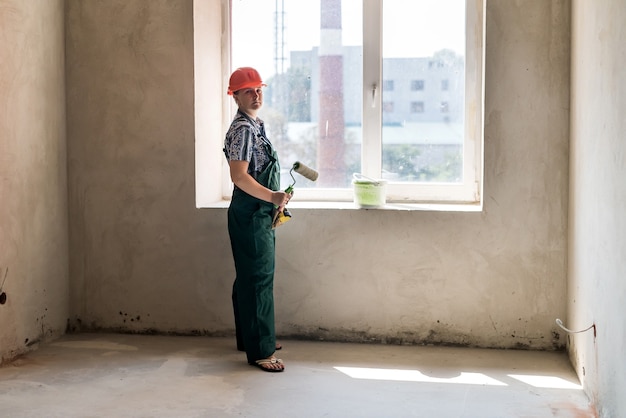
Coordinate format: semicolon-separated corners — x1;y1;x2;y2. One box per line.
353;173;381;185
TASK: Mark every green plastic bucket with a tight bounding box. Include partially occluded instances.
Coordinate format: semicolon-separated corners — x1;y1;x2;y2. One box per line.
352;174;387;208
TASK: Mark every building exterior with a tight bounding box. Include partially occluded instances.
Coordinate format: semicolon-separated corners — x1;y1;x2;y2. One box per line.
268;47;465;183
290;46;464;127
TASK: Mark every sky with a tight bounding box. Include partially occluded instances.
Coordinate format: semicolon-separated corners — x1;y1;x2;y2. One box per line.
231;0;466;79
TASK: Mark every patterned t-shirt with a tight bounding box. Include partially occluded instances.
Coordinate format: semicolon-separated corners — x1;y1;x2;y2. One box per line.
223;110;273;182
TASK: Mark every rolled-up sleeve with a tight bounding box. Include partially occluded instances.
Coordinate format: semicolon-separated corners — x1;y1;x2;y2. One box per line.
225;127;255;162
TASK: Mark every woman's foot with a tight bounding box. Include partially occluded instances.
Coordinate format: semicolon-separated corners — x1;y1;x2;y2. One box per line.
251;356;285;372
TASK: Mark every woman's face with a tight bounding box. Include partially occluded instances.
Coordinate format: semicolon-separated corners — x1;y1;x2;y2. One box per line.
234;87;264;115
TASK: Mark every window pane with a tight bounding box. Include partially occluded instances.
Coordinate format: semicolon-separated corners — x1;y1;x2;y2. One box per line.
382;0;465;183
232;0;363;189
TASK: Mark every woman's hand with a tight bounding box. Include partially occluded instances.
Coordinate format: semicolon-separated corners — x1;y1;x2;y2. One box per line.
229;161;294;209
271;190;292;211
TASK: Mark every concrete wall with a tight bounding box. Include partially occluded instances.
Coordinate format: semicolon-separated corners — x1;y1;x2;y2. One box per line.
64;0;219;332
64;0;571;350
569;1;626;416
0;0;68;362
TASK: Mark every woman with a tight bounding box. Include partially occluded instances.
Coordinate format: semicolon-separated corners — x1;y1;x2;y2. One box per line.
223;67;291;372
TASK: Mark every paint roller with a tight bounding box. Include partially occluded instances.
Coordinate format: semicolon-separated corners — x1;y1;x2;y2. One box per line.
272;161;319;228
285;161;319;192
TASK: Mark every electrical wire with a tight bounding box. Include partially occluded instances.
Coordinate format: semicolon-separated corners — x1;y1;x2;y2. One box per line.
0;267;7;292
555;318;595;334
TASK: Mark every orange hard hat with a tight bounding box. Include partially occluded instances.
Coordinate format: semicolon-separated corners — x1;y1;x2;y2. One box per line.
227;67;267;95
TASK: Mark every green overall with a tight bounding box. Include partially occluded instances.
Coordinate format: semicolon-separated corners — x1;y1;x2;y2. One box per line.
227;143;280;364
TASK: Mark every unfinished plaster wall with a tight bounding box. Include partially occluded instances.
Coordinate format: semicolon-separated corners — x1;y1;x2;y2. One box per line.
0;0;68;362
569;0;626;416
65;0;223;332
66;0;570;350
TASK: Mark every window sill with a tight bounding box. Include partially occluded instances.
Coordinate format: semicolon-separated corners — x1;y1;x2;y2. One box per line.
200;200;483;212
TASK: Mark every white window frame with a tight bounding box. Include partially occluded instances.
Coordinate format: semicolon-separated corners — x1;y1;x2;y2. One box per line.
194;0;485;208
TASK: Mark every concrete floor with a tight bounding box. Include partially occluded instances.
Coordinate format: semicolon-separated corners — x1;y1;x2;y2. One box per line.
0;333;593;418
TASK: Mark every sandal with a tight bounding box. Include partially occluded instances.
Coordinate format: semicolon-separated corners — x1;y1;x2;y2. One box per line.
251;357;284;373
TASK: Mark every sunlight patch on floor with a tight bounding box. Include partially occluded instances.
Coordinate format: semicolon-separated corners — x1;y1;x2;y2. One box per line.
334;366;507;386
508;374;583;390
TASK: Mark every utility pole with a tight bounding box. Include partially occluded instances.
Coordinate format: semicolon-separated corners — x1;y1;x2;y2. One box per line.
318;0;345;186
274;0;287;115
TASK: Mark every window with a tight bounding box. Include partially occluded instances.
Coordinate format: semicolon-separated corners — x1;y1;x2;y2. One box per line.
411;80;425;91
196;0;484;206
441;79;449;91
382;102;394;113
383;80;394;91
411;101;425;113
